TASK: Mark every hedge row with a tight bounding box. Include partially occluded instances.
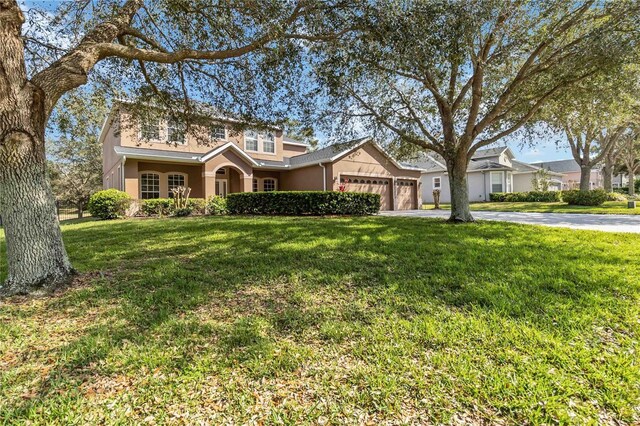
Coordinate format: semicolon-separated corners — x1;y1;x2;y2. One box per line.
226;191;380;215
489;191;562;202
562;189;608;206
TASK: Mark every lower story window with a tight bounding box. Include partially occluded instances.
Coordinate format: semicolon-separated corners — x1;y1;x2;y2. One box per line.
168;174;186;197
263;178;276;192
490;171;503;193
141;173;160;199
253;179;258;192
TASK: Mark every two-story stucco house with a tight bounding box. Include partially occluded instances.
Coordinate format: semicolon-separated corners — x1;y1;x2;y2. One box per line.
410;147;565;204
99;104;423;210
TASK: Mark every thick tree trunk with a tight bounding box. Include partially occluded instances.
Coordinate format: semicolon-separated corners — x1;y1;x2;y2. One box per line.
629;173;635;197
602;163;613;193
579;165;591;191
446;153;473;222
0;2;74;296
0;133;74;296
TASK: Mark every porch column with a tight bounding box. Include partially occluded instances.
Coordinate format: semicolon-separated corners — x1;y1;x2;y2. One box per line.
204;173;216;198
242;176;253;192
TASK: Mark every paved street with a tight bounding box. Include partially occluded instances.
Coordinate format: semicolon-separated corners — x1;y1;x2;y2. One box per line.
380;209;640;233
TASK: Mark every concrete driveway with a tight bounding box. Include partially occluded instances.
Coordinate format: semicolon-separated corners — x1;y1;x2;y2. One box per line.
380;209;640;233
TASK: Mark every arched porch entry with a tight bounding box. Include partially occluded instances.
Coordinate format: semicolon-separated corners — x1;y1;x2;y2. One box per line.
211;165;247;197
202;148;254;198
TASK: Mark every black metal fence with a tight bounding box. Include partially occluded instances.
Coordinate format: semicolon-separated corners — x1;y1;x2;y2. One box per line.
0;201;89;227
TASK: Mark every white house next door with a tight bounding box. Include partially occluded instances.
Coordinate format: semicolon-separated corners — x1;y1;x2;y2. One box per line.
215;179;227;197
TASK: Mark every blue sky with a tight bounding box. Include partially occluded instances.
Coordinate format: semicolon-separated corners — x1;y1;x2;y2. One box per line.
504;137;572;163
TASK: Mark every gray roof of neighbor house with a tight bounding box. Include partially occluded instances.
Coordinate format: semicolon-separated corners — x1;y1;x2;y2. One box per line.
530;159;598;173
468;160;513;171
511;159;564;176
471;146;513;159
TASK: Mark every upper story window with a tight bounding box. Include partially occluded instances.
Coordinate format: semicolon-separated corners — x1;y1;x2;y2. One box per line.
140;119;160;140
263;133;275;154
141;173;160;199
167;117;186;144
433;177;441;189
210;125;226;141
245;130;259;152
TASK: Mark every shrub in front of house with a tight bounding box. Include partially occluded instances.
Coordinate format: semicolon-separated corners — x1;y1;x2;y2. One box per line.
605;192;627;202
87;189;132;220
489;191;562;202
206;196;227;215
226;191;381;215
141;198;207;217
563;189;607;206
187;198;208;215
141;198;173;216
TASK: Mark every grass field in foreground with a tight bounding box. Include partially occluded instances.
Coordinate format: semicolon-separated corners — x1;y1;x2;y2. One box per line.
423;201;640;215
1;216;639;424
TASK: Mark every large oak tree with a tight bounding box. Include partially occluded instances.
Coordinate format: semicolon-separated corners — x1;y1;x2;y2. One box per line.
314;0;639;221
0;0;349;296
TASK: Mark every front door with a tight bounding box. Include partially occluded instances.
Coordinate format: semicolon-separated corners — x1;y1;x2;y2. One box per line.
215;179;228;197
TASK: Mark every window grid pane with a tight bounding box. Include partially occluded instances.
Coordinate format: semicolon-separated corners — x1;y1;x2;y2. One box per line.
141;173;160;199
211;126;226;140
168;118;185;144
253;179;258;192
263;133;275;153
141;120;160;140
263;179;276;192
168;174;185;198
245;131;258;151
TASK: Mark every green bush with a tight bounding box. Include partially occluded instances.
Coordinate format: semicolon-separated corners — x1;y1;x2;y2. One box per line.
206;196;227;215
187;198;207;215
87;189;132;220
605;192;627;202
563;189;607;206
489;191;562;202
173;207;193;217
141;198;207;216
141;198;173;216
226;191;381;215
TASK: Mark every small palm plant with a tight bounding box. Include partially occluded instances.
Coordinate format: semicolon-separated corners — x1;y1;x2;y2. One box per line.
170;186;192;216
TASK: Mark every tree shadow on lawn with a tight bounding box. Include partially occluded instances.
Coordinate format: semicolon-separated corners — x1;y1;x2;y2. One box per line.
1;216;638;419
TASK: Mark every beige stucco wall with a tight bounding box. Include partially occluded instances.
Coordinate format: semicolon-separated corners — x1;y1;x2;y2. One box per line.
280;165;325;191
330;144;421;187
282;144;308;158
117;109;287;161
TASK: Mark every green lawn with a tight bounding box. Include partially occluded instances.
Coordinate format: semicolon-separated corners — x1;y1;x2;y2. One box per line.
423;201;640;215
1;217;639;424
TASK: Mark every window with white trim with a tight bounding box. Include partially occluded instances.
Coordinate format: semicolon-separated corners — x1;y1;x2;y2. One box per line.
245;130;259;151
140;118;160;140
167;117;186;144
140;173;160;199
253;179;258;192
210;125;226;141
490;171;503;193
433;177;441;189
263;178;276;192
262;132;275;153
167;174;186;198
506;172;512;193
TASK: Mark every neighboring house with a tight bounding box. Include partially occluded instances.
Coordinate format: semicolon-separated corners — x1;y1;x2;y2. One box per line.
100;104;423;210
530;159;604;190
409;147;564;204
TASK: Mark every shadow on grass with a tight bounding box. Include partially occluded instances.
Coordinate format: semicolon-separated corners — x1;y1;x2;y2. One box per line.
1;215;638;419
